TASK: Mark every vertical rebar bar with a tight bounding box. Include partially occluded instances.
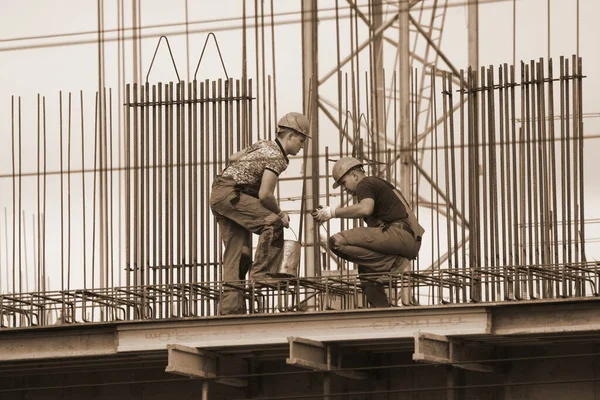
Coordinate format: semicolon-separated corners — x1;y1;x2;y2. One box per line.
83;90;90;301
157;82;164;317
577;57;585;266
459;69;467;303
192;79;199;314
442;72;452;302
199;80;206;315
168;81;174;314
131;85;138;295
480;66;489;300
68;93;72;293
59;92;65;293
188;80;194;312
498;64;510;298
144;83;150;314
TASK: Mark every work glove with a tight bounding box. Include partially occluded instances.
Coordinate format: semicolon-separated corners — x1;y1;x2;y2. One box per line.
278;211;290;228
311;205;335;223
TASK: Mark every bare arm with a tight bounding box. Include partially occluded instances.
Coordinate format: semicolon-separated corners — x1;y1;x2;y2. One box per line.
334;198;374;219
258;169;281;214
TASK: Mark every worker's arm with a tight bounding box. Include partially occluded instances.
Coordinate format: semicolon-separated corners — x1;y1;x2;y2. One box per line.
312;198;374;223
334;198;374;219
258;169;280;214
259;169;290;227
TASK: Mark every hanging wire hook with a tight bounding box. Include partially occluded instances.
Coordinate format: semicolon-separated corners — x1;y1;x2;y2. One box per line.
193;32;229;81
145;35;181;84
288;226;299;242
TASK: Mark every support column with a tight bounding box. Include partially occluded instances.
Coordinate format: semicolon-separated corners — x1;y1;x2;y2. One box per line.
302;0;320;279
372;0;386;168
398;0;413;305
398;0;411;197
468;0;479;69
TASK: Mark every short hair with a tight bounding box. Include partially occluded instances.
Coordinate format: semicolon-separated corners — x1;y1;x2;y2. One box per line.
277;127;292;139
348;165;365;174
277;128;303;139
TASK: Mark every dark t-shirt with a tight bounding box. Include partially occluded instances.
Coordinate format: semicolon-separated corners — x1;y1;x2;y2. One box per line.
355;176;408;224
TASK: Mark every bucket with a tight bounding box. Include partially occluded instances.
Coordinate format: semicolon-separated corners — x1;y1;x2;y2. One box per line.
275;228;301;277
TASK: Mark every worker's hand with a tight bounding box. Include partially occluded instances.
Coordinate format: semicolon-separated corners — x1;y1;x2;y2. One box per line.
312;205;335;223
278;211;290;228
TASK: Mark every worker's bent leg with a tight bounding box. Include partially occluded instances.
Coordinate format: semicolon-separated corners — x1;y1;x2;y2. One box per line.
329;229;399;272
328;226;419;270
211;187;284;280
214;215;251;315
358;267;390;307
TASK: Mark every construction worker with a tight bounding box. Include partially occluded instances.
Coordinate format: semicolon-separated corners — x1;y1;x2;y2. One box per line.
210;112;311;315
312;157;423;307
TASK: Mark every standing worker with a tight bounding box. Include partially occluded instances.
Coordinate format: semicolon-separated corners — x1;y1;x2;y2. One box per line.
210;112;311;315
313;157;423;307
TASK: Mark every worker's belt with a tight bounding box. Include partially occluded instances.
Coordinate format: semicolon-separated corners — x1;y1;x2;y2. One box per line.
381;221;422;242
235;184;260;198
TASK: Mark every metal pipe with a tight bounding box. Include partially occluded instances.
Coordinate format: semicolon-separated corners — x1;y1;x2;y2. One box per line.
564;58;572;268
83;90;91;303
59;92;65;293
102;88;109;291
459;69;467;302
577;57;585;265
152;83;158;308
188;80;194;313
480;66;489;298
67;93;72;293
201;381;209;400
441;72;452;283
139;84;146;294
168;81;174;315
487;66;499;300
144;83;150;314
36;95;40;296
157;82;164;317
199;80;206;315
571;55;579;265
447;74;459;300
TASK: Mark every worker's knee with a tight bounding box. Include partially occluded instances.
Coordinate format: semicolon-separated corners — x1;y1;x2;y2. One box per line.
328;233;346;251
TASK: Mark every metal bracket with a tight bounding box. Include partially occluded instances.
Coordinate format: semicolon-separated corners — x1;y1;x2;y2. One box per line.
413;332;494;372
286;337;368;380
165;344;247;387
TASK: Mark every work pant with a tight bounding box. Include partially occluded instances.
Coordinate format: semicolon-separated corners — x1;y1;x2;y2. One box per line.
210;176;284;314
328;224;420;308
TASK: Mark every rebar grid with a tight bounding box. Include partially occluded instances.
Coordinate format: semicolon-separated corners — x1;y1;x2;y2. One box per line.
1;261;598;328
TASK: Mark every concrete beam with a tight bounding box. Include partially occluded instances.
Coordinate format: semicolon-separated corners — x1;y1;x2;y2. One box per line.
413;332;494;372
117;308;490;352
0;326;116;361
4;298;600;363
165;344;217;379
165;344;247;388
286;337;367;380
493;301;600;335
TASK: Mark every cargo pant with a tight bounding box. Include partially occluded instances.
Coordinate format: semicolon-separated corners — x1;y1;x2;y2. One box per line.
209;176;285;315
328;224;421;308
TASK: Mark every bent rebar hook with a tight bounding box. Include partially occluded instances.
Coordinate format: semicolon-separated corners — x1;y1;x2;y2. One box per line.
193;32;229;81
145;35;181;83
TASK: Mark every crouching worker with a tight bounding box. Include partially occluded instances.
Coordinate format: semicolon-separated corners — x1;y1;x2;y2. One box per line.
312;157;423;308
210;112;311;315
